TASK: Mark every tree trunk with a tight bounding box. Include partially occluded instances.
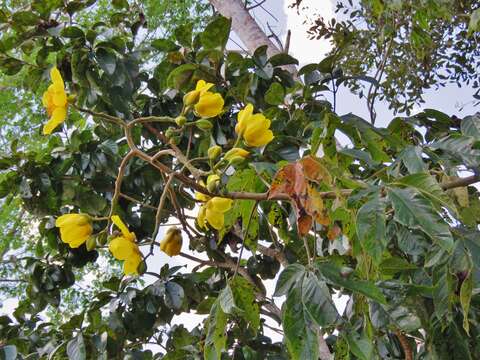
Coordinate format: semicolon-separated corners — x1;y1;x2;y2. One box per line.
210;5;329;360
208;0;282;57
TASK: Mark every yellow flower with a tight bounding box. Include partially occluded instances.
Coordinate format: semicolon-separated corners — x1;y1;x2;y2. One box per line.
42;67;68;135
56;213;92;248
109;215;142;275
197;197;233;230
160;227;182;256
184;79;214;106
235;104;274;147
194;92;224;118
224;148;250;161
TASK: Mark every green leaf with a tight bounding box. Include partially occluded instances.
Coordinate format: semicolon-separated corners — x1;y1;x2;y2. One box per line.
468;9;480;35
392;172;457;216
269;53;299;67
283;281;319;360
274;263;305;297
264;82;285;105
204;300;227;360
379;257;417;275
387;187;454;252
12;11;39;26
398;145;427;174
167;63;197;90
301;272;339;327
201;16;231;50
356;191;387;263
225;277;260;333
112;0;128;9
151;38;180;52
460;272;473;334
61;26;85;38
174;22;193;48
461;114;480;139
96;47;116;75
346;333;374;360
67;334;86;360
0;345;17;360
165;281;184;310
316;261;387;304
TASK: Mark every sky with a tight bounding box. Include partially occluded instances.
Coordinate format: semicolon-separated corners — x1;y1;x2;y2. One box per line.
2;0;479;353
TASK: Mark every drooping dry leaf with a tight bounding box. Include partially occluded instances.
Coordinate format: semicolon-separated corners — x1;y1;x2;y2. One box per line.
269;156;331;236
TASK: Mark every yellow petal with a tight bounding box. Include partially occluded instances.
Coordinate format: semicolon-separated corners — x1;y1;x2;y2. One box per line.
43;106;67;135
109;236;137;260
208;197;233;213
53;89;67;107
205;208;224;230
195;79;214;94
111;215;135;241
197;205;207;229
123;254;142;275
59;224;92;248
160;228;182;256
56;213;90;228
235;104;254;135
194;92;224;118
195;191;210;202
245;129;274;147
207;174;220;186
50;66;64;88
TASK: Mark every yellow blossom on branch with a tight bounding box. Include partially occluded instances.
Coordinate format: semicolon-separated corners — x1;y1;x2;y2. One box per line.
235;104;274;147
197;197;233;230
109;215;142;275
160;227;182;256
42;67;68;135
194;92;224;118
183;79;213;106
55;213;92;248
224;147;250;161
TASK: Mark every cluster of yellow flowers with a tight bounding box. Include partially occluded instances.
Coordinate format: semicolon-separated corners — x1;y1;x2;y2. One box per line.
44;70;277;274
42;67;68;135
55;212;183;275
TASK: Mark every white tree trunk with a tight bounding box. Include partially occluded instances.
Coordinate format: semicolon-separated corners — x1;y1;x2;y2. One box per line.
208;0;282;57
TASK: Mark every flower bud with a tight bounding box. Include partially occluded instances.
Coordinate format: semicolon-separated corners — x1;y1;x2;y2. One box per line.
160;227;183;257
207;174;220;193
207;145;222;160
86;236;96;251
165;127;175;139
175;115;187;126
224;148;249;161
169;135;181;145
228;156;246;166
183;90;200;106
195;119;213;131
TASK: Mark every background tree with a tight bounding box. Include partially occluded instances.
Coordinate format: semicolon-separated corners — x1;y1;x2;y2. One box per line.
0;1;480;360
295;0;480;121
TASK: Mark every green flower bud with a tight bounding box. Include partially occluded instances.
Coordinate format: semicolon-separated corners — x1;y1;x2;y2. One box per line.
208;145;222;160
137;260;147;275
165;127;175;139
175;115;187;126
228;156;246;166
169;135;181;145
86;236;96;251
195;119;213;131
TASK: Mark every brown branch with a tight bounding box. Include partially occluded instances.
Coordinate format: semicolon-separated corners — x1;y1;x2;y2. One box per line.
257;243;288;267
395;330;413;360
441;174;479;190
109;150;136;218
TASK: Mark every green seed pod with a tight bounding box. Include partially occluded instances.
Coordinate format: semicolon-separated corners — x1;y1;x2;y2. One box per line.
175;115;187;126
195;119;213;131
86;236;96;251
208;145;222;160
